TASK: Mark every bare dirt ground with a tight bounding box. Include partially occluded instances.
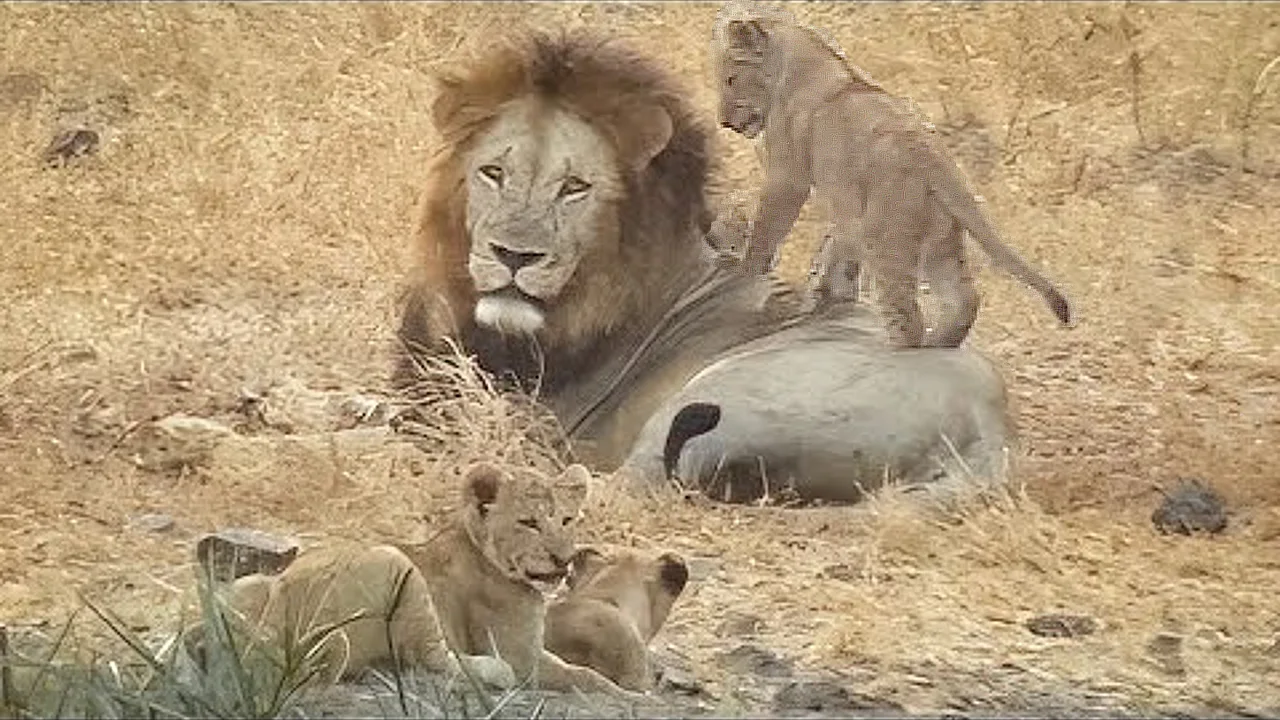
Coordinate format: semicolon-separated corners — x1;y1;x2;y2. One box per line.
1;2;1278;717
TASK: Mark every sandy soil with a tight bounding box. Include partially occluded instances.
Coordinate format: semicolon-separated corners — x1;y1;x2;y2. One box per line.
1;2;1278;717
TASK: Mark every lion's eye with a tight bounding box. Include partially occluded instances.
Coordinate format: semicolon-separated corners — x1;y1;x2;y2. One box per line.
561;515;574;527
557;176;591;200
518;518;540;531
726;75;736;87
478;164;504;187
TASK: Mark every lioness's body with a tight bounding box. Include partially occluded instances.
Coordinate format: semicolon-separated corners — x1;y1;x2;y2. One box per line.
713;1;1071;348
199;544;516;688
544;546;689;691
396;30;1012;504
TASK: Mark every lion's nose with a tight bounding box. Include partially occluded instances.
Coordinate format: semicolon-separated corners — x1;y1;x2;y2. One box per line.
490;243;547;273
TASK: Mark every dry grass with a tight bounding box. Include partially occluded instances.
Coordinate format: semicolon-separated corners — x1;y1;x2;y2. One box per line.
1;1;1278;715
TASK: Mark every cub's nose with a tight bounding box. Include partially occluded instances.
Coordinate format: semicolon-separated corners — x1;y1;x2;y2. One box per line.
490;242;547;273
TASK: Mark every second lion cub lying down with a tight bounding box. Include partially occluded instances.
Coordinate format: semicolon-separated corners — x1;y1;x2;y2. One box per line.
545;545;690;691
190;462;644;699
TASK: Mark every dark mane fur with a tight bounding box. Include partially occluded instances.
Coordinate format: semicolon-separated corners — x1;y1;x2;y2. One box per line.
395;29;715;396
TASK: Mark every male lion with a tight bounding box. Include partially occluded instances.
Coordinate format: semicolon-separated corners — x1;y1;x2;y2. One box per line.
711;0;1072;348
185;463;639;699
396;29;1013;505
544;545;690;691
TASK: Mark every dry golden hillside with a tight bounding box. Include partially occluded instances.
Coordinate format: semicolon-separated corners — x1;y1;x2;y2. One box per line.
1;3;1277;716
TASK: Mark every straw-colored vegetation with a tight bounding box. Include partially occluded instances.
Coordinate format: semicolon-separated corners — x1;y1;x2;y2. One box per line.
1;2;1277;716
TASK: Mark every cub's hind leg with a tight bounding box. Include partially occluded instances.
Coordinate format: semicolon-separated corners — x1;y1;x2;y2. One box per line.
920;210;979;348
861;168;928;349
803;222;863;314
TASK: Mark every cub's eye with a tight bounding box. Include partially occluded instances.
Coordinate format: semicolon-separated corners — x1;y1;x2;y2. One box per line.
561;515;574;527
557;176;591;199
518;518;540;531
726;75;736;87
478;164;504;186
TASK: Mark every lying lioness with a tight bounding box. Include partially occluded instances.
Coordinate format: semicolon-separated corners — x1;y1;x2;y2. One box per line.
544;545;690;691
185;462;639;699
187;542;517;688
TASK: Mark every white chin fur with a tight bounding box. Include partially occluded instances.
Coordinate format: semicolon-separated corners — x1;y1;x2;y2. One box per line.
475;296;545;335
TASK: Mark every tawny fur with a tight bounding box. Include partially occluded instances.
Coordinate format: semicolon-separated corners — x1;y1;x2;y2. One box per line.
712;0;1072;348
544;546;689;691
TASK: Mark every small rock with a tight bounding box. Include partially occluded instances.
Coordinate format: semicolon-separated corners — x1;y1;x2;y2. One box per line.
43;127;99;166
717;643;794;678
1145;632;1186;677
1153;477;1229;536
773;679;903;714
716;611;765;638
1025;613;1098;638
129;513;175;533
132;414;233;474
195;528;299;583
820;563;861;582
656;664;709;698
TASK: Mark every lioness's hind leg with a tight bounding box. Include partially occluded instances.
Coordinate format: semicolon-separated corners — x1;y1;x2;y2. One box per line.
921;215;979;348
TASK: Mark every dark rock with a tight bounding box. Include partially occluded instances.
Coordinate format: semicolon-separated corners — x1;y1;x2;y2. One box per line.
716;643;794;678
1025;613;1099;638
1153;477;1229;536
1145;633;1186;677
715;611;764;638
43;127;99;166
195;528;299;583
773;679;904;714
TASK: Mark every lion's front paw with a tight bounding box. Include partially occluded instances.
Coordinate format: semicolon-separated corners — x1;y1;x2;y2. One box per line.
460;654;518;690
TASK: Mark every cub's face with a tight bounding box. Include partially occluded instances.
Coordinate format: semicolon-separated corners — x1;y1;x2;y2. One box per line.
715;19;773;139
463;96;626;337
460;462;587;591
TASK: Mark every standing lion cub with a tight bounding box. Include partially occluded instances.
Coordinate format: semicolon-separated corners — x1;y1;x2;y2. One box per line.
712;0;1072;348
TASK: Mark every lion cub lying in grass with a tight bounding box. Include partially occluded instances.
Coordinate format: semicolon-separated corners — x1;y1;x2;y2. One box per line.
187;462;642;699
712;0;1072;348
545;545;690;691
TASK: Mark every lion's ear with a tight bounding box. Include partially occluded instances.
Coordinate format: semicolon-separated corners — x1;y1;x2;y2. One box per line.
428;72;466;132
462;462;504;516
726;19;768;53
566;546;608;589
617;104;673;174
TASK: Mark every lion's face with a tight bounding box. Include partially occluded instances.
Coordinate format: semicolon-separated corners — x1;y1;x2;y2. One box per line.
463;97;626;337
459;462;586;591
715;19;773;140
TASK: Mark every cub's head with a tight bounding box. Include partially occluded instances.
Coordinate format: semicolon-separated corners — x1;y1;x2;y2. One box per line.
564;545;689;641
407;31;711;376
458;461;590;591
713;18;774;140
712;1;794;139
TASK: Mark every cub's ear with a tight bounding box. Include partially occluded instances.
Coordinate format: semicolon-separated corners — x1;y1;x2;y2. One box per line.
616;104;674;175
566;546;609;590
656;552;690;596
462;462;505;516
727;19;768;53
